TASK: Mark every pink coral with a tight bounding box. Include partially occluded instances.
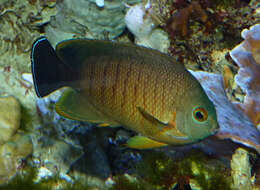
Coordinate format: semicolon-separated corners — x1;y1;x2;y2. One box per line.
230;24;260;128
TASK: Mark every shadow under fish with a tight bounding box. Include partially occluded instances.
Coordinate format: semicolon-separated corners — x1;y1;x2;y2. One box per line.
31;37;219;149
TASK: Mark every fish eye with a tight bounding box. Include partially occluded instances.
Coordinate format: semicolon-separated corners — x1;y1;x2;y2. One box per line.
193;107;208;122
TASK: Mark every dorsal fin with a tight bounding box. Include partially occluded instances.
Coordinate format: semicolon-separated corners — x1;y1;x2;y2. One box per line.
55;39;135;68
55;38;172;68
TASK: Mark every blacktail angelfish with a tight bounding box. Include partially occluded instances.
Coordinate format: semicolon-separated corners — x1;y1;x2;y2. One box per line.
31;37;219;149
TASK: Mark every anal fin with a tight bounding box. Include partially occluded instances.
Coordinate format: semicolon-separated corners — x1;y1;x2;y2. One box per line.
126;136;168;149
97;122;121;127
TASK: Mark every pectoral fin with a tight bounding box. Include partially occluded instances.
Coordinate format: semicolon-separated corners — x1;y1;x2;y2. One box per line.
137;107;167;130
126;136;168;149
138;107;189;139
55;88;119;127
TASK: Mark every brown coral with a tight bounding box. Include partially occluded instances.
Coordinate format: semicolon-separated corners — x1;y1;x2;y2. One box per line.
166;1;208;37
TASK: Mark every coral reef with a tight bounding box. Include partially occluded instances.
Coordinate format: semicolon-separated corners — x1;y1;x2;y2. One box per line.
0;0;56;56
0;0;260;189
0;96;32;184
0;96;21;144
125;1;170;53
190;70;260;153
231;148;254;190
111;150;232;190
0;0;57;131
164;0;259;72
0;165;109;190
0;133;32;185
166;1;208;37
31;93;84;176
230;24;260;129
45;0;141;47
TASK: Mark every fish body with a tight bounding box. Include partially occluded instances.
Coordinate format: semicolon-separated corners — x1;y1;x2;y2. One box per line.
31;37;219;148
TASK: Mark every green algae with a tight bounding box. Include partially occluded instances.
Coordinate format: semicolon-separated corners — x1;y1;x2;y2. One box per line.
129;150;231;190
110;175;155;190
0;166;95;190
0;167;51;190
0;150;234;190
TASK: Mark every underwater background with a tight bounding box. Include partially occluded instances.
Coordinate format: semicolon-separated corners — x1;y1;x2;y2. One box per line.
0;0;259;189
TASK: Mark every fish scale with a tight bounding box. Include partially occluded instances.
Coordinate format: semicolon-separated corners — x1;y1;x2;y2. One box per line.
82;54;184;134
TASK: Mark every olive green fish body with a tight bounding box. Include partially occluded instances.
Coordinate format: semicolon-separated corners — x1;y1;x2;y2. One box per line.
78;53;197;144
31;38;219;147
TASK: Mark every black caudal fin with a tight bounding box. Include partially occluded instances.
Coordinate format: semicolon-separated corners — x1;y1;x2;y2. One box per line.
31;37;77;97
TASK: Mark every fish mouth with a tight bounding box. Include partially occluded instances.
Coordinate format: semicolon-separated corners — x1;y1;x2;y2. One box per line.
165;131;190;141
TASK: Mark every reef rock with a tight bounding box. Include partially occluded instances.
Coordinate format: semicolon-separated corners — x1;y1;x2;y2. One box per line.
0;95;33;184
0;133;33;184
0;96;21;145
0;0;56;56
33;139;83;175
45;0;141;47
0;0;57;131
231;148;254;190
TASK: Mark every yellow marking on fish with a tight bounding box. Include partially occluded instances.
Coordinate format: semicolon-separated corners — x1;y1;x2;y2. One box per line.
97;123;110;127
126;136;168;149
